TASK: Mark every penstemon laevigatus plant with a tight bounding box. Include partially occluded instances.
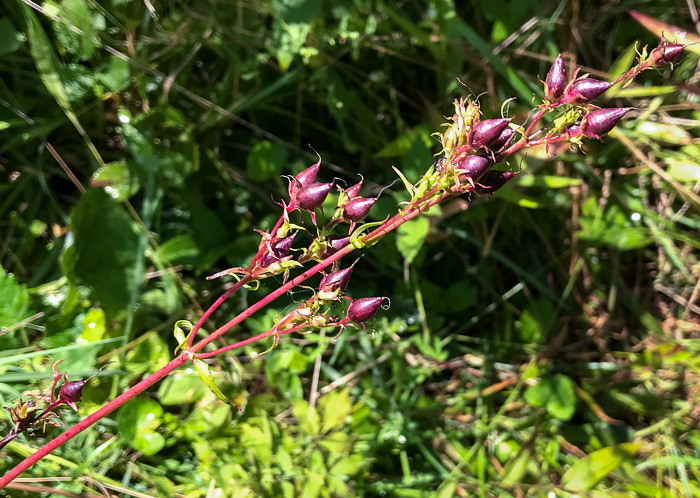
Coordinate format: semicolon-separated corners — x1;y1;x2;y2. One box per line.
0;37;685;488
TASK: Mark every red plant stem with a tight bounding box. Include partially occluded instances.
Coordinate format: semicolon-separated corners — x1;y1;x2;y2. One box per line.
185;276;251;348
0;187;447;488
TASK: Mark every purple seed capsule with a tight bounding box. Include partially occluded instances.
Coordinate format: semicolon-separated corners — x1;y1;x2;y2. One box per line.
344;182;363;199
455;155;493;181
545;54;568;101
261;233;297;266
475;170;518;195
58;380;86;412
344;197;376;222
295;162;320;188
297;182;333;211
649;42;685;67
325;234;351;256
489;126;515;152
347;297;388;324
319;264;356;299
561;78;612;104
470;118;512;148
582;107;630;138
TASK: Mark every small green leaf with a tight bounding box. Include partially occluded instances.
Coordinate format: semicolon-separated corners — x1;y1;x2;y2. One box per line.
0;266;30;329
247;140;288;181
524;374;577;421
51;0;104;59
330;453;364;476
157;235;199;263
396;216;429;264
79;308;105;342
97;55;131;92
116;398;165;456
192;358;238;408
0;18;25;55
518;298;554;343
319;389;352;433
91;161;137;201
65;189;144;312
561;442;640;491
292;399;320;435
158;372;210;405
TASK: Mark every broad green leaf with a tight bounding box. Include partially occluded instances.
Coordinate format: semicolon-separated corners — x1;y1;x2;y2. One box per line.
0;266;30;329
500;445;533;486
116;398;165;456
292;399;320;435
239;416;273;464
396;216;429;263
330;453;364;476
158;372;210;405
64;189;144;312
0;18;25;55
97;55;131;92
561;442;640;491
51;0;104;59
518;298;554;343
637;121;692;144
79;307;105;342
524;374;577;421
90;161;137;201
125;332;170;376
376;125;433;158
58;64;94;101
247;140;288;181
156;235;200;263
515;175;583;189
318;432;353;454
319;389;353;433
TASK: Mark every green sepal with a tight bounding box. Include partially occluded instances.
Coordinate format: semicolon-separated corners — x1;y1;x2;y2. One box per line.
191;357;238;409
173;320;193;354
392;166;415;196
350;218;387;248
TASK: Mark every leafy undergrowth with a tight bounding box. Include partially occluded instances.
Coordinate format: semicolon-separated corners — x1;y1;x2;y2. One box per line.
1;0;699;496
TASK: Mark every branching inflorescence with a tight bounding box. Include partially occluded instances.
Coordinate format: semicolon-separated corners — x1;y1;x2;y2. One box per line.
0;36;684;488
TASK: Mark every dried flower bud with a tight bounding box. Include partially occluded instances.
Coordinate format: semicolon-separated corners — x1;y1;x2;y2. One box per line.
297;182;333;211
475;170;518;195
582;107;630;138
561;78;613;104
58;380;86;412
455;155;493;181
470;118;511;148
545;54;568;101
344;197;376;222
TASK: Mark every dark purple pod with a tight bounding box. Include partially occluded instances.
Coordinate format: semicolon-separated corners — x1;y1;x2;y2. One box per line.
561;78;612;104
347;297;389;324
319;264;355;297
649;43;685;66
325;234;351;256
344;197;376;222
261;233;297;266
582;108;630;138
344;182;363;199
545;54;568;101
297;182;333;211
470;118;511;149
295;162;321;188
489;126;515;152
58;380;86;412
475;170;518;195
455;155;493;181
